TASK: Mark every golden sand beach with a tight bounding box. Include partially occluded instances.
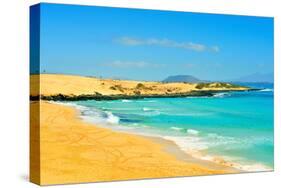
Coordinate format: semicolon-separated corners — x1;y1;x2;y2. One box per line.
30;101;236;185
30;74;248;185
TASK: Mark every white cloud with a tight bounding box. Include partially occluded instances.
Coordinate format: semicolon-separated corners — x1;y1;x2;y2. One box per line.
101;60;164;68
210;46;220;52
115;37;219;52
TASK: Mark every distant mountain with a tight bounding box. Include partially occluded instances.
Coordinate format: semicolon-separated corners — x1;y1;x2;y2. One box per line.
231;72;273;83
163;75;201;83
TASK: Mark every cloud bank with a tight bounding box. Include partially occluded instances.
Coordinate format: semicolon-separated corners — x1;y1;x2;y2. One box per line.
115;37;220;52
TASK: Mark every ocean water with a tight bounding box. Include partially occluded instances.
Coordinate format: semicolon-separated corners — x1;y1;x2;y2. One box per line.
60;83;274;171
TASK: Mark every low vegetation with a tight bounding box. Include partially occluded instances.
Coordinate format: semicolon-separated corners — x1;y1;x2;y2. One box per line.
109;85;124;92
195;83;210;89
195;82;245;89
136;83;145;89
134;90;141;95
135;83;153;91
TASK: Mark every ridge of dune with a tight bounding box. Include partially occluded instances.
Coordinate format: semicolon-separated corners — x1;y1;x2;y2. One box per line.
30;74;250;98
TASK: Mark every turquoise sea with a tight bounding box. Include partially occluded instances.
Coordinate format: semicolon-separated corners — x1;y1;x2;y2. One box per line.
61;83;274;171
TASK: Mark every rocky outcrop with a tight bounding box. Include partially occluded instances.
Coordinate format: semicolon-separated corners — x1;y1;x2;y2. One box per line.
30;89;259;101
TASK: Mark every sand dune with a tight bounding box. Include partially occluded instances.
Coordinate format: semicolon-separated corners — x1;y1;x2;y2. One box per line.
30;74;249;98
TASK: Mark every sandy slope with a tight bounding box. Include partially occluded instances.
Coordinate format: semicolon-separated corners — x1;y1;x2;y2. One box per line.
31;101;227;185
30;74;249;97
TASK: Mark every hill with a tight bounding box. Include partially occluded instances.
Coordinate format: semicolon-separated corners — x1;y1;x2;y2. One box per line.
231;72;273;83
163;75;201;83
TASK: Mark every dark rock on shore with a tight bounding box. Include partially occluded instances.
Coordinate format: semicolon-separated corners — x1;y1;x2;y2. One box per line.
30;88;259;101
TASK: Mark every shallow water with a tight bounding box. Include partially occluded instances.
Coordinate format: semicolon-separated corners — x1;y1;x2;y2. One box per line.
63;83;274;171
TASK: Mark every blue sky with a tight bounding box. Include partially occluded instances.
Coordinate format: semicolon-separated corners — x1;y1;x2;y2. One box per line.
38;3;274;81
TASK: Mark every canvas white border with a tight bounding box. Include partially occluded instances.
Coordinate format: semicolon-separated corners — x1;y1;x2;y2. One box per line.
0;0;280;187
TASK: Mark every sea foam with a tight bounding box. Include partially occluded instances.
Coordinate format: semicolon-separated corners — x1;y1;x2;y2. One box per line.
170;126;184;131
213;92;230;98
121;99;132;103
51;101;120;126
260;88;273;92
105;111;120;124
187;129;199;135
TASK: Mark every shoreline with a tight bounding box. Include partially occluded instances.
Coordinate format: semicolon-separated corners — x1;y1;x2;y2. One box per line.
143;136;240;172
35;101;233;185
56;100;272;172
31;89;259;101
54;101;241;172
57;100;240;172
